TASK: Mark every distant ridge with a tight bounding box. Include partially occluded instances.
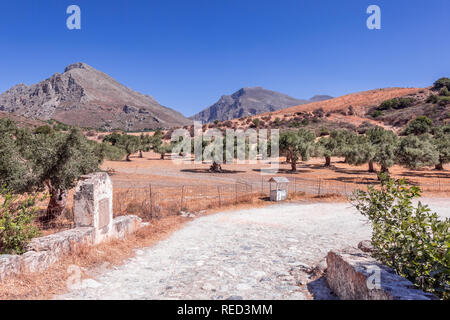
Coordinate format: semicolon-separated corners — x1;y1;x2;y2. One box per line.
190;87;312;123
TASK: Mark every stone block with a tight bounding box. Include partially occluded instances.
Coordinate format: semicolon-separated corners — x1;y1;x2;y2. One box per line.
0;255;21;281
326;248;437;300
74;172;113;243
113;215;142;239
26;227;96;255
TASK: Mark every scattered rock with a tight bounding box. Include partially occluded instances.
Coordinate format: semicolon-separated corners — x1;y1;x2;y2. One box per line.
226;295;243;300
358;240;374;253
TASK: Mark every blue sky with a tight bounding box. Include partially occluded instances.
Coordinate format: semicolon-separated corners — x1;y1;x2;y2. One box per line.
0;0;449;116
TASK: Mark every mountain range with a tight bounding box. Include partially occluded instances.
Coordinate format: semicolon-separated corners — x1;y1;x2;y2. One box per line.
0;63;333;130
190;87;332;123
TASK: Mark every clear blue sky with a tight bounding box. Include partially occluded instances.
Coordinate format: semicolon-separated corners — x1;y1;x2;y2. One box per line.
0;0;449;117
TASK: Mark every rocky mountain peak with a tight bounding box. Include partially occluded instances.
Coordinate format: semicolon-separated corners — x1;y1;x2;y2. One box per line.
0;63;189;130
64;62;93;73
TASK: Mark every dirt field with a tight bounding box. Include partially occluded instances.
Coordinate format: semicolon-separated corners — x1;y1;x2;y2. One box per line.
102;151;450;195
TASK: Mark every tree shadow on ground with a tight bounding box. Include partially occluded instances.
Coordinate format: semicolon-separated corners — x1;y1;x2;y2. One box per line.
334;167;375;176
180;168;245;174
303;164;339;170
330;177;377;185
398;170;450;180
252;168;312;174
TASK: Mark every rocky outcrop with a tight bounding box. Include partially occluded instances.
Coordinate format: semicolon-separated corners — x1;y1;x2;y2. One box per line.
0;62;190;130
326;248;437;300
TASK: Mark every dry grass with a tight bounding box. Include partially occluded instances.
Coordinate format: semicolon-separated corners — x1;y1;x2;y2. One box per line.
0;216;186;300
0;188;338;300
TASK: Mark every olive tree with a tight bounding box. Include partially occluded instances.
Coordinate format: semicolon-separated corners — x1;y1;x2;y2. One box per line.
280;129;315;172
366;127;399;173
432;126;450;170
116;134;141;161
344;135;376;172
0;120;103;222
316;136;337;167
29;128;102;220
396;135;439;170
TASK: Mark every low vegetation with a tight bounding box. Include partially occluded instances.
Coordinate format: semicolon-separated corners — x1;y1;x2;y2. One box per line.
0;188;42;254
351;175;449;299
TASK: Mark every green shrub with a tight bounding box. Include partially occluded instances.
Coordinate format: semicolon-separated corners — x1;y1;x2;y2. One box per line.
34;125;53;135
427;94;439;104
351;176;450;299
433;77;450;91
318;127;330;136
252;118;260;127
403;116;433;135
440;87;450;97
378;98;415;111
371;110;383;118
0;188;42;254
289;120;300;128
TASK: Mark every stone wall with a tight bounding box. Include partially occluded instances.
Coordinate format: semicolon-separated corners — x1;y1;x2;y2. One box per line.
0;172;144;281
326;247;437;300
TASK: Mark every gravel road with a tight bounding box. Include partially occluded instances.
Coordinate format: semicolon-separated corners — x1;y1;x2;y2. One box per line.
59;198;449;300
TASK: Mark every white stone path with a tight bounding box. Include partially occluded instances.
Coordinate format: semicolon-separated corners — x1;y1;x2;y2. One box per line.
59;199;449;300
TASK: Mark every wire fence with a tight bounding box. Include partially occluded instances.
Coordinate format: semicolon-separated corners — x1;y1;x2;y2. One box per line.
114;175;449;219
33;175;449;234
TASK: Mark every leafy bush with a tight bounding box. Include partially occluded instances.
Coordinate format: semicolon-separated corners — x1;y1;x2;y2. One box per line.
351;176;449;299
427;94;439;104
403;116;433;135
371;110;383;118
433;77;450;91
377;98;415;111
0;188;42;254
34;125;53;135
440;87;450;97
318;127;330;137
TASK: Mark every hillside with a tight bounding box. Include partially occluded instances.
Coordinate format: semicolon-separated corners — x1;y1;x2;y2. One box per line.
190;87;310;123
187;87;449;135
0;62;190;131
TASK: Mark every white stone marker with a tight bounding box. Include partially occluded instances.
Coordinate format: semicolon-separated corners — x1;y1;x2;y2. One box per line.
74;172;113;243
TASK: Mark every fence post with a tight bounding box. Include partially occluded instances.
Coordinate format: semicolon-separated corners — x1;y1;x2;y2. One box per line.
294;177;297;194
149;184;153;217
180;185;185;211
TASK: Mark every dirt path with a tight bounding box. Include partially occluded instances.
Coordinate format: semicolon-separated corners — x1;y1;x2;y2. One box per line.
58;199;449;300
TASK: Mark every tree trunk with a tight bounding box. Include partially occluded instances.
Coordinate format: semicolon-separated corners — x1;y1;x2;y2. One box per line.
435;162;444;170
139;150;143;158
160;153;165;160
368;160;375;173
46;187;68;222
286;153;291;164
380;165;389;174
325;156;331;167
291;160;297;172
210;161;223;173
126;153;131;161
